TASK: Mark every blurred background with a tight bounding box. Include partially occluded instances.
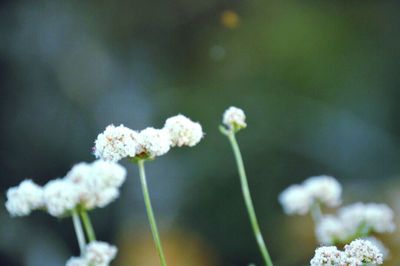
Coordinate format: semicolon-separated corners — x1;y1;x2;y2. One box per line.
1;0;400;265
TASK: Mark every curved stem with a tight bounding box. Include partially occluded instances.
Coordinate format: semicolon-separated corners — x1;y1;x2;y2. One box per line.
227;132;274;266
80;208;97;242
137;159;167;266
72;208;86;255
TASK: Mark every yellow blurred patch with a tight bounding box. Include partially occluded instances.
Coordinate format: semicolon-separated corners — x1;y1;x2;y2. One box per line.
221;10;240;29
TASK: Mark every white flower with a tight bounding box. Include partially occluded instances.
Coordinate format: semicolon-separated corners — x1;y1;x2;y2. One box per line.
164;114;203;147
343;239;383;265
362;237;389;259
222;106;246;130
94;124;140;162
316;215;349;245
85;241;117;266
43;179;80;217
65;160;126;209
338;203;395;234
5;180;44;217
138;127;171;157
278;184;312;215
66;257;88;266
310;246;344;266
303;175;342;207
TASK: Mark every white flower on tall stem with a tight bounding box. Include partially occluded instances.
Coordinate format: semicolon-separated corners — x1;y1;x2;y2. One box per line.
5;179;44;217
223;106;247;131
220;106;273;266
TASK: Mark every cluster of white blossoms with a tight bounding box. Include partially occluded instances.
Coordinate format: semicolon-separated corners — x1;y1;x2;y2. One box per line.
310;239;383;265
66;241;117;266
5;180;45;216
94;114;203;162
279;175;342;215
316;203;395;245
5;160;126;218
222;106;247;131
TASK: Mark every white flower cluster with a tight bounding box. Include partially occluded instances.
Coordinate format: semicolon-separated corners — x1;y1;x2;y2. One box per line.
222;106;247;130
279;175;342;215
164;114;203;147
66;241;117;266
94;114;203;162
5;160;126;218
310;239;383;265
5;180;45;216
316;203;395;245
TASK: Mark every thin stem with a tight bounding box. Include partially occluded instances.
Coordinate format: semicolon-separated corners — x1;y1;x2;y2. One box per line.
80;208;97;242
227;132;274;266
72;208;86;255
310;203;322;224
137;159;167;266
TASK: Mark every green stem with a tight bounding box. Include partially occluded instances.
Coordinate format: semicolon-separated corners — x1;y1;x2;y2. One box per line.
72;208;86;255
80;208;97;242
227;132;274;266
137;159;168;266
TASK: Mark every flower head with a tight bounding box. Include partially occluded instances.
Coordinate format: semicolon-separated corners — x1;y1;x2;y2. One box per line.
303;175;342;207
222;106;246;131
85;241;117;266
338;202;395;234
279;175;342;216
164;114;203;147
65;160;126;209
43;179;80;217
94;124;139;162
316;215;349;245
310;246;344;266
343;239;383;265
5;180;44;217
278;184;312;215
138;127;171;158
66;241;117;266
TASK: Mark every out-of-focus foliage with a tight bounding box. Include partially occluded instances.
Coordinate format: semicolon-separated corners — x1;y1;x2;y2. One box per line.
1;1;400;265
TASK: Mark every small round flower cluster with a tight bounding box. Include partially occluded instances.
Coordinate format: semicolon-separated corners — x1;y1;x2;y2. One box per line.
222;106;247;131
316;203;395;245
94;114;203;162
5;160;126;217
310;239;383;265
5;180;45;217
279;175;342;215
66;241;117;266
